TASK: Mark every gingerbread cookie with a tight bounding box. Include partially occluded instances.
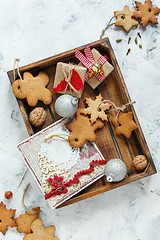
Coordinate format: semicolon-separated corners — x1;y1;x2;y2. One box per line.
12;71;52;106
0;201;17;235
132;0;160;27
66;108;104;148
23;218;59;240
81;94;112;124
16;207;40;234
29;107;46;127
111;112;137;138
114;5;139;32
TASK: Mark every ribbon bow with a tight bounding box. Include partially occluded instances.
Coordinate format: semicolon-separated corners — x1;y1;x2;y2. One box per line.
75;45;107;83
52;64;84;94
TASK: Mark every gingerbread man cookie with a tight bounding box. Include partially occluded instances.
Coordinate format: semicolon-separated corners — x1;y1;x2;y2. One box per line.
81;94;112;123
23;218;59;240
114;5;139;32
0;201;17;235
111;112;137;138
12;71;52;106
66;108;104;148
132;0;160;28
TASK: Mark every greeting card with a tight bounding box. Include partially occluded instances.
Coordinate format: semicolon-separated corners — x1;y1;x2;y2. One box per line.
17;118;105;209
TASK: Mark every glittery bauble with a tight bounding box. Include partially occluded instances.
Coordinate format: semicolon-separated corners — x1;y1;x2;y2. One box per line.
105;159;127;182
55;94;79;118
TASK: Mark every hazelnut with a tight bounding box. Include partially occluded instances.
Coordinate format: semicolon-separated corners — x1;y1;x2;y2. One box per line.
133;155;148;171
29;107;46;127
5;191;13;199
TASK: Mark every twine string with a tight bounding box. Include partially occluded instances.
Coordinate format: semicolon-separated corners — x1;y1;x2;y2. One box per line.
44;134;70;143
98;100;136;125
22;183;39;213
13;58;23;81
100;13;125;40
22;183;30;212
61;64;79;93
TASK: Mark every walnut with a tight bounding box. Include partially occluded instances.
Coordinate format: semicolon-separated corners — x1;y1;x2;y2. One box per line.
133;155;148;171
29;107;46;127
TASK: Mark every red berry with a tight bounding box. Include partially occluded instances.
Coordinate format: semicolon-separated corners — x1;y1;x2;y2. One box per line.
58;176;64;182
53;181;59;188
63;188;68;194
47;178;53;184
54;175;59;181
5;191;13;199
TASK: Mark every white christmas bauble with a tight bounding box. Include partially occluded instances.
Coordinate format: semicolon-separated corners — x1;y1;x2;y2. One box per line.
105;159;127;182
55;94;79;118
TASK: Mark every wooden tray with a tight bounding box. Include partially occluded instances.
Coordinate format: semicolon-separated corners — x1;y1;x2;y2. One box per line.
7;38;157;208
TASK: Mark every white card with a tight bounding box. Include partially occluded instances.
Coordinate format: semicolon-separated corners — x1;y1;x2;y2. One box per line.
17;118;105;209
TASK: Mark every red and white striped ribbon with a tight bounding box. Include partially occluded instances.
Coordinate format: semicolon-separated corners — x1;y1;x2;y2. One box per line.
98;55;107;65
84;45;95;65
75;45;107;82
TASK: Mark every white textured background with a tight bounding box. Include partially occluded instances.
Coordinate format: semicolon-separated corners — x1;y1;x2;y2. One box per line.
0;0;160;239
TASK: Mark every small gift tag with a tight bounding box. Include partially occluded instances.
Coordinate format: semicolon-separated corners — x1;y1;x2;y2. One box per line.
75;46;114;89
52;62;87;98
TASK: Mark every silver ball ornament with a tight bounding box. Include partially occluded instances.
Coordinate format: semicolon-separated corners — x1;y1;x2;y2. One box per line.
55;94;79;118
105;159;127;182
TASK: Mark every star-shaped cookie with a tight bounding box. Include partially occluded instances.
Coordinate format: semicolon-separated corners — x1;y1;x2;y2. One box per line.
23;218;59;240
0;201;17;235
132;0;160;27
81;94;112;124
114;5;139;32
111;112;138;138
12;71;52;106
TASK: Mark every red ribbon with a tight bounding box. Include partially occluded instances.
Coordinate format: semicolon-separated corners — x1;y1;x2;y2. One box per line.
75;45;107;83
45;159;108;200
52;69;84;93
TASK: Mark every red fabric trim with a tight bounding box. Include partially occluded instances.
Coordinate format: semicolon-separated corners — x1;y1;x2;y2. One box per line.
45;159;107;200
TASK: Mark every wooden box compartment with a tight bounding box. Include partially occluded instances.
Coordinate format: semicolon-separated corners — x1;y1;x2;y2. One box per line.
7;38;156;208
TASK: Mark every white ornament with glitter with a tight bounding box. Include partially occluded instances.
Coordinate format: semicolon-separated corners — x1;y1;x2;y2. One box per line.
105;159;127;182
55;94;79;118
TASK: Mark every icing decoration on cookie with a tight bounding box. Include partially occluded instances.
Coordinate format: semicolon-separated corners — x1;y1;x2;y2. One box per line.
111;112;138;138
23;218;59;240
0;202;17;235
81;93;112;123
45;159;108;200
132;0;160;28
52;69;84;93
114;5;139;32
